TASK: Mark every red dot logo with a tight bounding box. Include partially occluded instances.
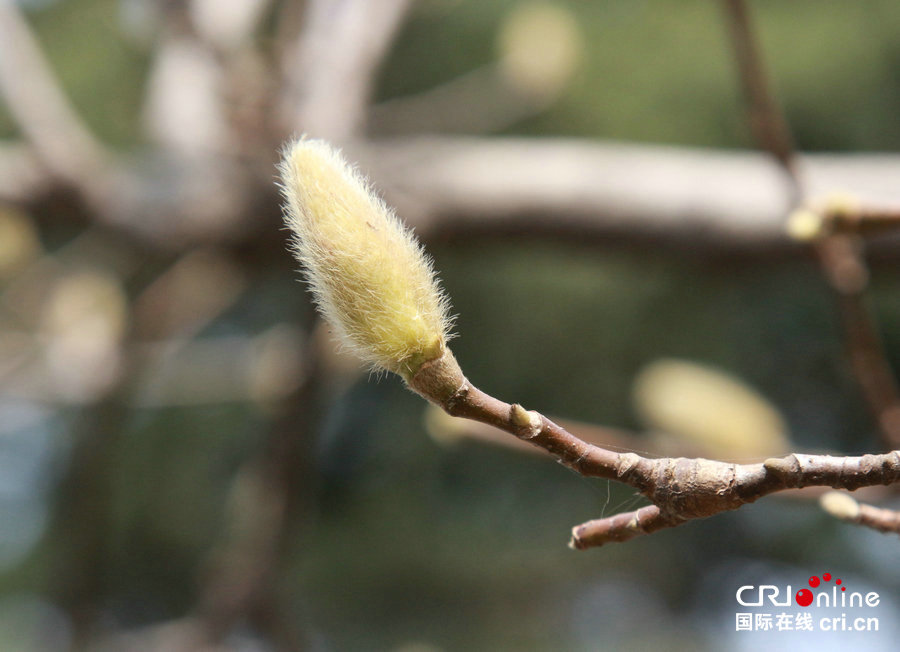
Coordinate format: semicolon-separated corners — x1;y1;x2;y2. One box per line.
823;573;832;581
796;589;814;607
809;576;820;588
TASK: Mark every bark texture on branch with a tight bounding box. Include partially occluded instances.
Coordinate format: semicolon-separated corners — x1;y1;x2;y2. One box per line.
410;358;900;550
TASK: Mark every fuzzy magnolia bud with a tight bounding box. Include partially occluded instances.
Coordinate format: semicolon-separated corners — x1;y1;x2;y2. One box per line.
279;139;463;399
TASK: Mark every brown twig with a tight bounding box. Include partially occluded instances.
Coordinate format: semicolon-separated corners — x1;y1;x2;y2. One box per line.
721;0;798;192
721;0;900;450
424;404;648;459
425;406;897;510
835;205;900;236
411;354;900;549
820;491;900;537
854;502;900;535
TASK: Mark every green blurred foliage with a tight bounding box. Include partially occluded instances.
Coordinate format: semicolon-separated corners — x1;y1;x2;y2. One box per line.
0;0;146;144
7;0;900;149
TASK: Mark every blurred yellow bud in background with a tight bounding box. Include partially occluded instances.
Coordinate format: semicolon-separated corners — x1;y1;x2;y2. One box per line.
40;268;128;402
819;491;860;521
633;358;790;459
496;2;583;102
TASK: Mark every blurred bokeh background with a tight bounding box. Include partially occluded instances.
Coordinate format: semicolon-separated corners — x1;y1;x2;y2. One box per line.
1;0;900;650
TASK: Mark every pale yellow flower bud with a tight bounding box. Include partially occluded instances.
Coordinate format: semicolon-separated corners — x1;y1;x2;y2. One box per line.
279;138;455;383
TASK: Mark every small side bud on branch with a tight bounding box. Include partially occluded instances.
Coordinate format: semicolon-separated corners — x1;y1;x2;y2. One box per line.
279;138;458;390
510;403;542;436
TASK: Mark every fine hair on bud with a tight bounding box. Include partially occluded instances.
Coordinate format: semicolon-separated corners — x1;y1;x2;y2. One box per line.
279;138;454;380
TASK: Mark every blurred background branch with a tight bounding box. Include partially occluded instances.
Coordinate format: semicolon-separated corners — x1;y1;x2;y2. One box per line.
0;1;108;196
7;137;900;252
